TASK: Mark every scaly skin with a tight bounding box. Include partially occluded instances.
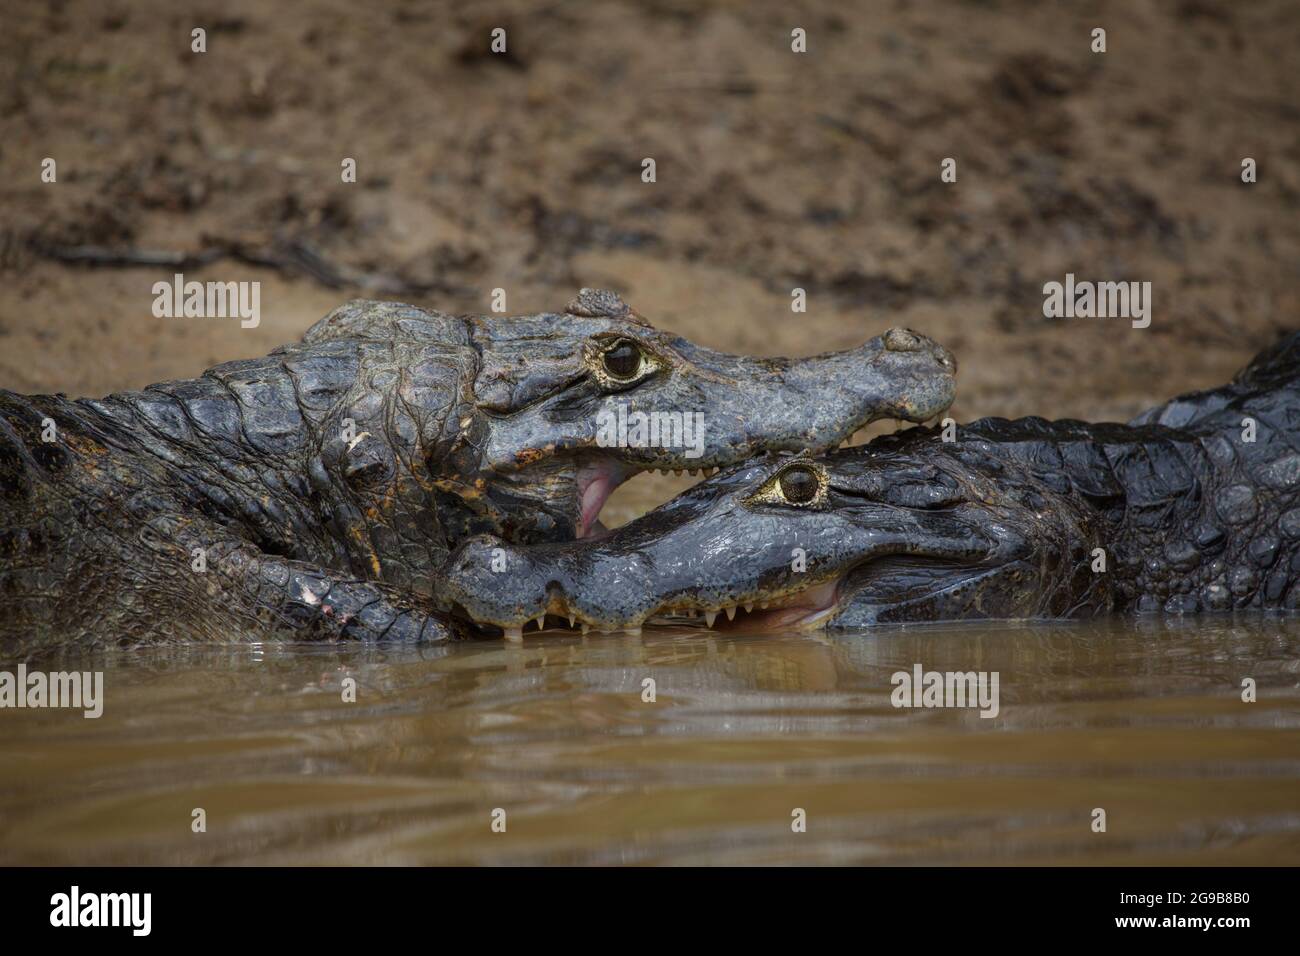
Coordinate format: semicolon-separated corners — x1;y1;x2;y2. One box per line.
0;289;956;654
440;332;1300;633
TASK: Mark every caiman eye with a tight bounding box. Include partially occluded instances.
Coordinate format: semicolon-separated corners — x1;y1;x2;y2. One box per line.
779;465;819;503
743;459;826;510
602;339;642;380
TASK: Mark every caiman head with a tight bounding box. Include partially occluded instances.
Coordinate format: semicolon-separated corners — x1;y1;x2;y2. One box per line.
381;288;956;548
436;428;1111;636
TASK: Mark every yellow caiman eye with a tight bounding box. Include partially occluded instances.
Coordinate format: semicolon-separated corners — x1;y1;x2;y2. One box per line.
745;460;827;509
778;465;819;503
602;339;642;380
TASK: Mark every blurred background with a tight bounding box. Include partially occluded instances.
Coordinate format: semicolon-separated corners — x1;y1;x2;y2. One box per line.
1;0;1298;514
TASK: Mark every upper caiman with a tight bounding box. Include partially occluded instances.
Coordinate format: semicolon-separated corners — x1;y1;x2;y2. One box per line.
0;288;956;653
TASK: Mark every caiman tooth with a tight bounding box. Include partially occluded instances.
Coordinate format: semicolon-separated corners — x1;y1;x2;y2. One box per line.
568;614;576;628
504;625;523;643
581;623;590;635
724;605;736;621
535;615;546;631
704;610;717;628
744;603;753;614
673;469;683;477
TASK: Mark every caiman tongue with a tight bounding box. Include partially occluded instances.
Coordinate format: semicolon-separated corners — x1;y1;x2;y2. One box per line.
575;458;629;538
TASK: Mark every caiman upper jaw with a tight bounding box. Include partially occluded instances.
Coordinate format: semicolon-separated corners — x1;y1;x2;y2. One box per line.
780;327;957;440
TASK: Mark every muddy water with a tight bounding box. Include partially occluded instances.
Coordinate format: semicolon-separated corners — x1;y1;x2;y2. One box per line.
1;618;1298;865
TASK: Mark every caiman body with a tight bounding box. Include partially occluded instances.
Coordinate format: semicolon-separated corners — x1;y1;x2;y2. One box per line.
0;289;956;654
441;333;1300;633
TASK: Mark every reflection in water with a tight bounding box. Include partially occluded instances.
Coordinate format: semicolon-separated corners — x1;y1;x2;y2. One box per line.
1;618;1298;864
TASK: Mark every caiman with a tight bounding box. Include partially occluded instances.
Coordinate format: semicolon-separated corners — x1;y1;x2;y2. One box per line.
439;332;1300;633
0;289;956;653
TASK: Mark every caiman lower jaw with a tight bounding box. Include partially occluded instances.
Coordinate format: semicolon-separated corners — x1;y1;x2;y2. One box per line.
646;579;844;632
465;578;846;641
450;576;846;641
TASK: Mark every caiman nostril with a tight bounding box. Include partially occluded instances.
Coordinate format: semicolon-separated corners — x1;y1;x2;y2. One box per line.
883;328;922;352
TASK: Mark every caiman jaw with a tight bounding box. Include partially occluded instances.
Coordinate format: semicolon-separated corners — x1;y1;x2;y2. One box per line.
572;457;734;539
642;579;845;632
446;574;847;639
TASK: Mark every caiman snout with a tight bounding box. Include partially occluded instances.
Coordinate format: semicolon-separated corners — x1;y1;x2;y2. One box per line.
884;327;957;372
772;327;956;447
438;533;659;640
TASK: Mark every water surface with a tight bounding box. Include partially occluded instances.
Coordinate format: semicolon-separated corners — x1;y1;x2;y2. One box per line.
2;618;1298;864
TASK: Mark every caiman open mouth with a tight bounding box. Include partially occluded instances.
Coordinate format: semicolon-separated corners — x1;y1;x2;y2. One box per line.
452;569;849;640
572;456;722;539
642;578;845;632
574;458;623;539
654;553;1004;633
567;417;944;539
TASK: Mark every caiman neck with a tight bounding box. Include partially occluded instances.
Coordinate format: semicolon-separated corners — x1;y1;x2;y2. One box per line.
957;414;1295;614
1106;422;1300;613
